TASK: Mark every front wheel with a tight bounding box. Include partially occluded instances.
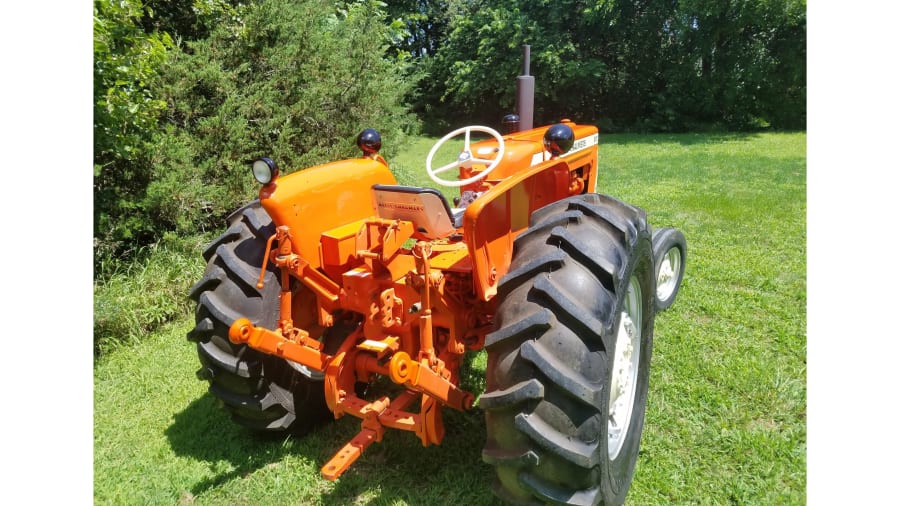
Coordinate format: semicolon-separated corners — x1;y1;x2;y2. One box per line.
482;194;655;506
651;227;686;312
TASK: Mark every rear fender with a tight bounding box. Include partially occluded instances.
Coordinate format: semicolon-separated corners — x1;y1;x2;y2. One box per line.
259;158;397;271
462;158;572;301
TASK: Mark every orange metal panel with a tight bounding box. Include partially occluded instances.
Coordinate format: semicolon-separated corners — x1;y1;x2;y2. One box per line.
429;246;471;272
468;121;599;183
457;122;599;300
259;158;396;272
463;159;572;301
321;218;368;280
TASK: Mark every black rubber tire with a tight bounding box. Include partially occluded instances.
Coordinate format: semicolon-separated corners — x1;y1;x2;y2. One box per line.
187;201;334;434
481;194;656;506
651;227;686;312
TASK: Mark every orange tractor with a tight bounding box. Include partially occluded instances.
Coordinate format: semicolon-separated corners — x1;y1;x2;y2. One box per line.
188;53;686;505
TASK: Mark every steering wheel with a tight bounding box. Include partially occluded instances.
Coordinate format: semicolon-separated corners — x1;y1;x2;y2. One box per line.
426;125;506;187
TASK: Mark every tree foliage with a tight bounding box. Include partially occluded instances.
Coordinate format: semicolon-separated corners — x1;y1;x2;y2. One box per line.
138;0;244;42
146;0;418;238
405;0;806;132
93;0;173;166
385;0;450;58
94;0;175;262
93;0;805;275
93;0;418;271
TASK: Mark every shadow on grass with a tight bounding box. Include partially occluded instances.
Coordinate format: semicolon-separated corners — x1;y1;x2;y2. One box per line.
165;394;303;496
166;390;503;504
318;406;504;506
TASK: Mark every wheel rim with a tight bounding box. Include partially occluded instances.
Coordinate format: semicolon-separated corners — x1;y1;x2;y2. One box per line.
656;246;682;303
608;275;642;460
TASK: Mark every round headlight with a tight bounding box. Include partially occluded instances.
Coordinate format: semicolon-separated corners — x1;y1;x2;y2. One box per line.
252;157;278;184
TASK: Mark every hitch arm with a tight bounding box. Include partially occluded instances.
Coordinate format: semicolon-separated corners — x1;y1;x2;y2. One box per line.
229;318;331;372
388;351;474;411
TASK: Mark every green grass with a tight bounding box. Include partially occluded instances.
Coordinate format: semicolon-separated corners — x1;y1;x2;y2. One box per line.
94;131;806;504
388;134;472;187
93;238;208;357
599;133;806;504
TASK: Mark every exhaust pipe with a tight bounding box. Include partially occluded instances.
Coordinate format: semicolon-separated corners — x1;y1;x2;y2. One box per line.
516;44;534;131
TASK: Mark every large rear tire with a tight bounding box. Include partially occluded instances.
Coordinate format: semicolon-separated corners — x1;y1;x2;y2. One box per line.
187;201;334;434
482;194;655;506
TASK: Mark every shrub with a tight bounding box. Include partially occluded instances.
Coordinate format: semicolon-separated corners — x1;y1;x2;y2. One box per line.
146;0;419;239
94;0;419;270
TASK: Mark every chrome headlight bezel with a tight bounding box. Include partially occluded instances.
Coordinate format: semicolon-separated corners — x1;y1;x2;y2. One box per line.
252;157;279;185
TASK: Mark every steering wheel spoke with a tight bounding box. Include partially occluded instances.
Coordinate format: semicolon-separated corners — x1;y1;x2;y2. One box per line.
426;126;506;187
433;160;461;175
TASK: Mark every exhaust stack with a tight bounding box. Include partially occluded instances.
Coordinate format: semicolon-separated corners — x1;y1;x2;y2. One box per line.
516;45;535;131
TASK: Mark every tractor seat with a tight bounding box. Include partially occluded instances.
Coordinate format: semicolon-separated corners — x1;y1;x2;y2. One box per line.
371;184;465;239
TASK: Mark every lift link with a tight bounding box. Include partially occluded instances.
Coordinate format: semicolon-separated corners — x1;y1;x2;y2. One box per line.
413;241;436;363
228;318;330;372
257;225;341;328
388;351;473;411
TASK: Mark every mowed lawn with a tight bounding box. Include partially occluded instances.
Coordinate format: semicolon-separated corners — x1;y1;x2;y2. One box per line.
94;131;806;504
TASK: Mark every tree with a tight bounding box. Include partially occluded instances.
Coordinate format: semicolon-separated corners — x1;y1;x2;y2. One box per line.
414;0;806;131
94;0;174;259
144;0;419;238
138;0;244;43
385;0;450;58
94;0;419;271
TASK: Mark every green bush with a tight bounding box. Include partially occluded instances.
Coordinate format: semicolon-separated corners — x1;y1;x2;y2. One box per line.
94;0;419;270
411;0;805;132
93;0;175;261
146;0;419;239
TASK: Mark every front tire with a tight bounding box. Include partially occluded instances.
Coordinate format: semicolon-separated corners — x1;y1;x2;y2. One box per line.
481;194;655;505
651;227;686;312
187;201;334;434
